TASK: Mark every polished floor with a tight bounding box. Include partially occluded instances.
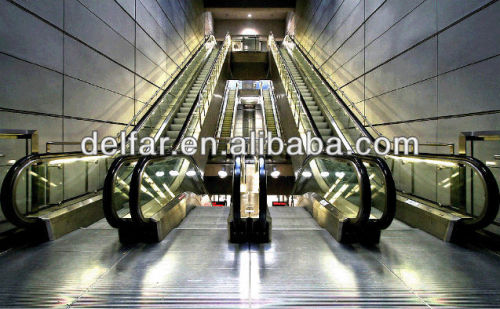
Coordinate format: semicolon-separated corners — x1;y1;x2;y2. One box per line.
0;207;500;308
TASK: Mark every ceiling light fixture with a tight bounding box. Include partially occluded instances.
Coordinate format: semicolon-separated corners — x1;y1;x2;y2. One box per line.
218;167;228;179
271;167;280;179
248;13;252;18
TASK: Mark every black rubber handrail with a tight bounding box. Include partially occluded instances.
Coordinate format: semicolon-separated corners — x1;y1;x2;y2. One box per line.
232;156;242;222
258;156;267;227
214;80;231;142
1;152;105;228
102;155;142;228
391;153;499;230
133;35;210;133
128;155;208;225
292;154;372;226
355;154;396;230
172;34;229;151
275;44;322;139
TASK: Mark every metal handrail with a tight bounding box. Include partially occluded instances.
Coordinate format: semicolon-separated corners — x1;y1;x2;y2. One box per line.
291;154;372;226
128;155;209;225
172;33;231;151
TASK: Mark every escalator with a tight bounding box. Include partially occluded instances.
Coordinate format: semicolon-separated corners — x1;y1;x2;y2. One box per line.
163;50;220;148
279;51;336;144
0;34;230;242
270;33;499;242
216;85;237;154
228;155;270;243
104;154;209;243
102;34;231;239
262;86;280;138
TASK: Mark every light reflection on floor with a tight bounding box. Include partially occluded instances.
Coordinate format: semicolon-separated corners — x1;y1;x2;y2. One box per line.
0;207;499;308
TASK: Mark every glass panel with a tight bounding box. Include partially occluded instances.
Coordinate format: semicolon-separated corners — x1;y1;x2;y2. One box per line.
111;159;138;219
385;156;486;219
295;157;362;218
10;155;111;217
137;157;206;219
363;160;388;220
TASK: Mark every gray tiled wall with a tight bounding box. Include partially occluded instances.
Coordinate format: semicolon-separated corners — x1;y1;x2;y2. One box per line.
294;0;500;153
0;0;204;159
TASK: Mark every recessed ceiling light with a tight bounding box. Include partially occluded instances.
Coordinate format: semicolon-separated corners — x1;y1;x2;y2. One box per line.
218;169;228;178
271;168;280;179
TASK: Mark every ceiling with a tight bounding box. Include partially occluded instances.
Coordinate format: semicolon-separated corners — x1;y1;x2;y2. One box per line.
209;7;292;20
204;0;295;8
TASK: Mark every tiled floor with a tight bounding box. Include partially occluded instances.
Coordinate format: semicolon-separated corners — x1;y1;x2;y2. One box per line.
0;207;499;308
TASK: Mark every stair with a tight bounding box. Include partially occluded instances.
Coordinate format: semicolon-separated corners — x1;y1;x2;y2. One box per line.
217;89;237;154
162;49;220;149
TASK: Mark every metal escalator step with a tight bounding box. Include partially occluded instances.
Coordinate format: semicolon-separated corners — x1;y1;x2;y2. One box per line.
313;115;325;122
319;128;332;136
173;116;187;124
170;124;183;131
166;130;180;138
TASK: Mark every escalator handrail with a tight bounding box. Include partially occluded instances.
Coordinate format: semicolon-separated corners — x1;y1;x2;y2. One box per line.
215;80;231;140
128;154;208;225
269;81;284;137
291;154;372;226
287;36;499;231
389;153;499;230
271;36;322;139
232;156;242;222
287;35;376;143
355;154;396;230
102;154;142;228
1;151;106;227
172;33;230;151
133;35;212;134
258;156;267;226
